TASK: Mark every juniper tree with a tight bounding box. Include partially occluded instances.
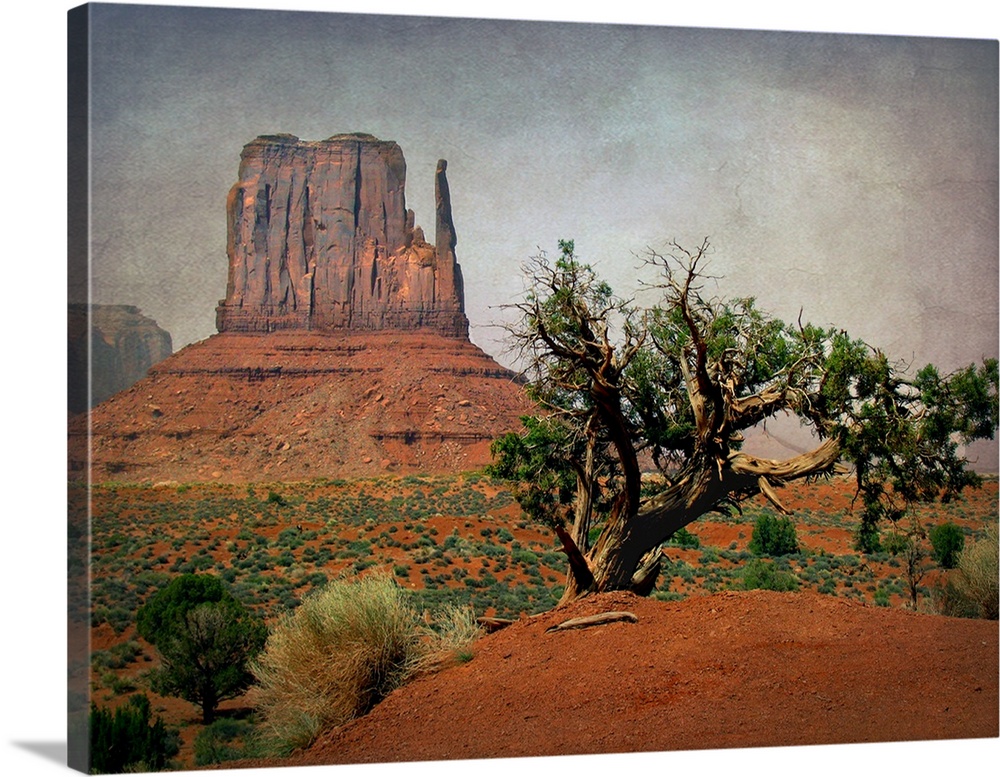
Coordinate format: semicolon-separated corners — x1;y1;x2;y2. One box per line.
137;574;267;723
489;239;998;603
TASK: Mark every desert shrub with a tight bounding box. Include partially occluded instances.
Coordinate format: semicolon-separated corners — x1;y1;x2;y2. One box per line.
667;526;701;548
673;560;696;583
929;521;965;569
817;579;836;595
738;558;799;592
109;676;138;695
89;694;179;774
652;590;686;602
102;606;134;635
935;577;981;619
748;513;799;556
699;548;720;564
854;519;882;554
414;603;483;670
880;530;910;563
193;718;261;766
251;573;480;753
937;522;998;619
92;641;143;671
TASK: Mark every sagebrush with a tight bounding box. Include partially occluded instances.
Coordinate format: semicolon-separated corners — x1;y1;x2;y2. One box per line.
250;573;480;752
937;522;998;620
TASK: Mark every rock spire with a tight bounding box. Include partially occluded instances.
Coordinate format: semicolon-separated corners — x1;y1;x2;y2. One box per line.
216;133;468;337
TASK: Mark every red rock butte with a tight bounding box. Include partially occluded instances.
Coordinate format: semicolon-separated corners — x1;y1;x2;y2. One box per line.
70;135;534;483
215;133;468;338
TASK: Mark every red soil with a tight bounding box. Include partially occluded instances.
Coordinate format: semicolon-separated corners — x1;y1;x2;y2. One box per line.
70;330;533;483
221;589;997;770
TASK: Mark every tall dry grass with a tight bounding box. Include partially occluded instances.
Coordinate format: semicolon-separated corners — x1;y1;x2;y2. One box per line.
937;522;998;620
250;573;480;752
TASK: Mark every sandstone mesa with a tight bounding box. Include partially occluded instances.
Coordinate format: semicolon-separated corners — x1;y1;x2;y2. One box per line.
70;134;532;482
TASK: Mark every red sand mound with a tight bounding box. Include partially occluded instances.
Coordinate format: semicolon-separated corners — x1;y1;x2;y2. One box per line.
228;589;997;770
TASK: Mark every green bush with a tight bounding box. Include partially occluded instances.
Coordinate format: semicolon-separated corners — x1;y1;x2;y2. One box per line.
881;531;909;556
739;558;799;592
667;527;700;549
193;718;260;766
89;694;179;774
929;522;965;569
251;573;480;753
937;522;998;619
748;513;799;556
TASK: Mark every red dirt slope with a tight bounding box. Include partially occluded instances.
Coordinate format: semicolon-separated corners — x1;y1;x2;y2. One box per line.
289;590;997;766
70;330;533;483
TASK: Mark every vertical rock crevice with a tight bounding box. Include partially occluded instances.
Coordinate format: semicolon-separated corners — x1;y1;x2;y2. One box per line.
217;134;469;338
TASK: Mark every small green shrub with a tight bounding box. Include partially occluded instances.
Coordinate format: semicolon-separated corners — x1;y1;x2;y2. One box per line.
667;527;700;549
880;530;909;556
748;513;799;556
929;522;965;569
699;548;719;564
854;519;882;554
89;694;179;774
739;559;799;592
193;718;260;766
937;522;998;619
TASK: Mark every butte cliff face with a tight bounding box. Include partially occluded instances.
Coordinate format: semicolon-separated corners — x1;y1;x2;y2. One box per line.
72;135;532;483
216;133;467;337
68;304;173;412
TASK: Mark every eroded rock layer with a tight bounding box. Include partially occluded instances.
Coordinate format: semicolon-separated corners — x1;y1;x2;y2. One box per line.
70;331;531;483
215;134;467;337
68;304;173;412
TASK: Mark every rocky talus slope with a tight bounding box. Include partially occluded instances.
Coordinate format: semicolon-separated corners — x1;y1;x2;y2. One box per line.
70;330;531;483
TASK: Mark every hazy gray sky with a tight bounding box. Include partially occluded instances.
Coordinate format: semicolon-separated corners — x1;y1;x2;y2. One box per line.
82;1;998;377
0;5;995;774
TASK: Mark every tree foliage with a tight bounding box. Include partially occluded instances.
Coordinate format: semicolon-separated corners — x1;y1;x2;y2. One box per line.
136;573;267;723
489;239;998;601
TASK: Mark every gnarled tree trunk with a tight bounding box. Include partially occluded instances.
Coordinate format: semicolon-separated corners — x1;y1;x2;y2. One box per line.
558;438;841;604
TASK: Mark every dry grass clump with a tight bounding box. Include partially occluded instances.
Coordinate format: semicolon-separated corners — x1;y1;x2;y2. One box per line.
250;573;480;752
937;522;998;620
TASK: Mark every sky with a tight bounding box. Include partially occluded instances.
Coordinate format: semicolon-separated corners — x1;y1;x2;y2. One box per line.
77;0;998;382
2;4;998;777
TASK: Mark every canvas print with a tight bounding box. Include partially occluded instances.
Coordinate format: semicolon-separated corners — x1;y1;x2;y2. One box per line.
67;2;999;774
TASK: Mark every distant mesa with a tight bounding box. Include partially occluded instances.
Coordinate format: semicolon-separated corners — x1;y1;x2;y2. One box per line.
71;135;532;483
216;133;467;338
67;304;173;412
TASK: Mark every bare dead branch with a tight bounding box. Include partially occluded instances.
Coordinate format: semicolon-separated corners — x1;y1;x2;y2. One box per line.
544;611;639;633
